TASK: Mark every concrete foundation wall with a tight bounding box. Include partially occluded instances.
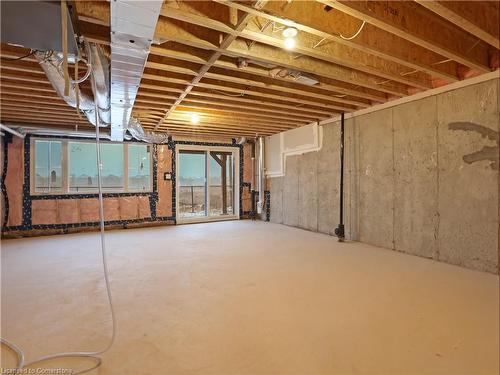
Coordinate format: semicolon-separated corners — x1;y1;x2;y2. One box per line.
269;78;499;274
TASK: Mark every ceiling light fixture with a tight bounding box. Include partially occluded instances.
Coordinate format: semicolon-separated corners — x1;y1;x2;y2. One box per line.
284;37;296;50
282;27;298;38
191;113;200;124
282;27;298;50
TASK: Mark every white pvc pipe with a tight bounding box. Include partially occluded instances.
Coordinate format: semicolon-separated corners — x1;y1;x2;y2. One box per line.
0;123;25;139
257;136;264;214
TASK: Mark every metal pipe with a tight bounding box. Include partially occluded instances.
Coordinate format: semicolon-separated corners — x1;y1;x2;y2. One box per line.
0;123;111;140
0;124;25;139
334;113;345;242
257;136;264;214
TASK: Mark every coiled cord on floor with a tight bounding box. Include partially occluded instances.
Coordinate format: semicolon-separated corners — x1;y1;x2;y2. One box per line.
1;43;115;375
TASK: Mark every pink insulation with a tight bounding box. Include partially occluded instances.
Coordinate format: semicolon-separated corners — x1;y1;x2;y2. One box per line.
157;145;172;171
242;188;252;212
138;196;151;218
157;181;172;217
57;199;79;224
32;200;58;225
157;146;173;217
79;199;100;222
5;138;24;226
243;143;253;184
103;198;121;221
119;196;139;220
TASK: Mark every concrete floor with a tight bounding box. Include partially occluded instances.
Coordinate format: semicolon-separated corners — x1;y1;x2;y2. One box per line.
1;221;499;374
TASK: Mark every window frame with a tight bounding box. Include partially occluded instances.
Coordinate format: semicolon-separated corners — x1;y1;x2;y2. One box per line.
30;137;153;195
175;144;240;224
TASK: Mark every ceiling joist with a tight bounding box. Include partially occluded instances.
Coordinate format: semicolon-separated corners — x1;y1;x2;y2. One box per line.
1;0;498;138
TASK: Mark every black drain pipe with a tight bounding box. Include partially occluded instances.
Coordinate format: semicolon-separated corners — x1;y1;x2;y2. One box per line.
334;113;345;242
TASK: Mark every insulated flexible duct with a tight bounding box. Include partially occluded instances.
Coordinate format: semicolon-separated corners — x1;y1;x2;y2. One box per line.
36;42;167;144
35;43;110;127
127;117;170;144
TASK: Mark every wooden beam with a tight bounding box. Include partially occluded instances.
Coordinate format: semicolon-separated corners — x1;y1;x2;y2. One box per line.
0;109;86;121
155;1;269;130
0;117;91;128
1;89;65;102
0;101;79;113
161;4;435;88
141;73;337;115
74;1;109;24
136;118;286;134
0;80;54;93
150;45;387;103
0;97;72;108
215;0;460;82
415;1;499;49
318;0;491;72
138;89;323;121
141;72;351;113
152;22;408;97
142;124;275;137
174;103;307;124
146;60;362;109
140;117;282;133
136;96;308;124
158;118;290;132
140;83;335;117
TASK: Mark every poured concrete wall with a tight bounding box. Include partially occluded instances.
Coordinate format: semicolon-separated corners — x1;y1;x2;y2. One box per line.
269;78;499;274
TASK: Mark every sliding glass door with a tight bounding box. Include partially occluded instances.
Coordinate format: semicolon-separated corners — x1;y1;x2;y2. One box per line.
178;151;207;219
209;151;234;216
177;145;239;223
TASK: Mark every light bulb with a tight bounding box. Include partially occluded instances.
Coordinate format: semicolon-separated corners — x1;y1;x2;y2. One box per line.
284;37;296;50
282;27;298;38
191;113;200;124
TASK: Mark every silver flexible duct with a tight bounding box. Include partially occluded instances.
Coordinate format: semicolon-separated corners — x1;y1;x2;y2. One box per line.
127;117;169;144
36;42;168;144
35;43;110;127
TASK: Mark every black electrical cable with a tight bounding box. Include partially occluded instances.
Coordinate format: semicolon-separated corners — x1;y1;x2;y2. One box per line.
2;50;36;61
1;134;11;229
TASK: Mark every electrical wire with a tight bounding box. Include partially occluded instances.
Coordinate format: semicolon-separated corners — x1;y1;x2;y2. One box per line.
211;89;245;97
0;42;116;375
2;50;36;61
339;20;366;40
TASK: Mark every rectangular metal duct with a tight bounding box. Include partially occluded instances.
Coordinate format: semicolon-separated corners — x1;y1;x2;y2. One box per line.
1;0;78;54
110;0;163;141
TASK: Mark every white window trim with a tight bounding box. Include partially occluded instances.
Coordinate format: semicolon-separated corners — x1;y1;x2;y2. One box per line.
175;144;240;224
30;137;153;195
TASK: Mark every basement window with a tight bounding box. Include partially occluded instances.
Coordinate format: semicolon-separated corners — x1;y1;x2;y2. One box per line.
68;142;125;193
31;138;152;195
33;140;63;193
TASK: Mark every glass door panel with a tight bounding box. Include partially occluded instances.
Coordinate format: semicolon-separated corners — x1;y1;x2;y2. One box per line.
209;152;234;216
178;151;207;219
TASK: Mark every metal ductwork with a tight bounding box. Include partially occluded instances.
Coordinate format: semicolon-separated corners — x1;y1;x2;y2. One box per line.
127;118;169;144
30;0;169;144
110;0;163;142
35;43;110;127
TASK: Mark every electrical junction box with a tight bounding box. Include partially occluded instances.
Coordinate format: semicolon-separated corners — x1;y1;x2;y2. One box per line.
164;172;172;181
